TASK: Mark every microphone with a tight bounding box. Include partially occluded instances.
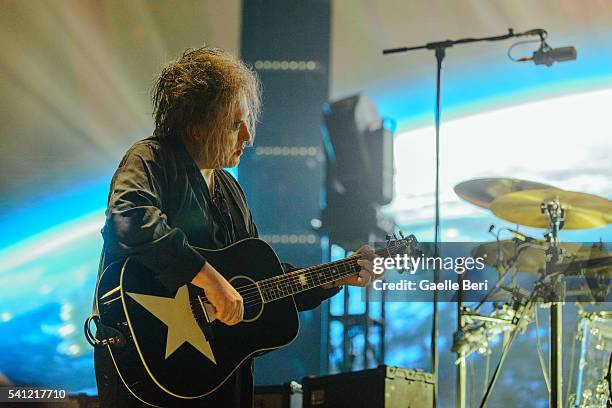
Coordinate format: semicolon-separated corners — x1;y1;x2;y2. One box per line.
519;46;577;67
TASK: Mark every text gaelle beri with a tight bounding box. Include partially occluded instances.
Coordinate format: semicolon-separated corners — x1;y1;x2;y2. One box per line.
371;254;489;291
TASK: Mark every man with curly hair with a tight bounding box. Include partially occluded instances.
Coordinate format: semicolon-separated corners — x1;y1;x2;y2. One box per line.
93;47;375;407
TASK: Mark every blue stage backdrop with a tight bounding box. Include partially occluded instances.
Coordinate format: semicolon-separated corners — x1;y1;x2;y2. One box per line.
0;2;610;406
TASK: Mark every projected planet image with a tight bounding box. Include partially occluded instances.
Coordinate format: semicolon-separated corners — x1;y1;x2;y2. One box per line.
0;212;103;393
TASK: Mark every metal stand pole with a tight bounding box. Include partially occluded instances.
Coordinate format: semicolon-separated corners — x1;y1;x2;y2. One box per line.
550;303;563;408
542;200;565;408
431;46;445;407
457;272;466;408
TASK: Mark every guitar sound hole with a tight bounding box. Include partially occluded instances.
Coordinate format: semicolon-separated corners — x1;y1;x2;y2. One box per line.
230;276;263;322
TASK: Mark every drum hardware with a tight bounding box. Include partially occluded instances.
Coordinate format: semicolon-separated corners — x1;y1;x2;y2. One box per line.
474;239;611;276
453;302;535;359
454;178;612;408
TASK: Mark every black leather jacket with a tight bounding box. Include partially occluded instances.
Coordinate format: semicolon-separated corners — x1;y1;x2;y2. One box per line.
98;135;339;309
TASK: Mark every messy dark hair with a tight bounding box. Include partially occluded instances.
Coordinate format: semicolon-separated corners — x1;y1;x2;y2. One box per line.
151;47;261;166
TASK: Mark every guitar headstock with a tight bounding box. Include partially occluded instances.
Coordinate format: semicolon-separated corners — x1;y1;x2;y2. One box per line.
380;231;419;258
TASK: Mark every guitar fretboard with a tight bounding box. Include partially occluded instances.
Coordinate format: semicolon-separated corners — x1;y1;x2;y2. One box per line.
256;239;414;303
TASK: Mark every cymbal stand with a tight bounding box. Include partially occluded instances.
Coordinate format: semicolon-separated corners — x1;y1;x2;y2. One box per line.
541;199;566;408
541;200;565;246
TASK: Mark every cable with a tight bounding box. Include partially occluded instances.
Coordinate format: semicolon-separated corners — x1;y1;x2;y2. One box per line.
84;315;99;347
507;39;542;62
83;314;126;348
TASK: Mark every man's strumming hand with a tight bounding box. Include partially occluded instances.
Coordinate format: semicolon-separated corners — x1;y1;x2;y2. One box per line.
191;263;244;325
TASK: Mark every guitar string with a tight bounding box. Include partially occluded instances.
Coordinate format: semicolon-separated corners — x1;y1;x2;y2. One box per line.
193;243;402;308
193;254;364;309
194;243;398;306
191;269;362;323
242;261;360;306
191;242;409;311
192;260;364;315
190;243;410;324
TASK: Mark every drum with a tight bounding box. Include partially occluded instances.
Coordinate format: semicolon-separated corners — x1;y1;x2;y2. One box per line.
569;311;612;408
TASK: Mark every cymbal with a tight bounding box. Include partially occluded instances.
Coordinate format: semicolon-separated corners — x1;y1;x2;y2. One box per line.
454;178;556;209
473;240;611;274
490;189;612;229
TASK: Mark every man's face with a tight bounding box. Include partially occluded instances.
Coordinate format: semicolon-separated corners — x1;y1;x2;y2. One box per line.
184;95;253;169
222;95;252;168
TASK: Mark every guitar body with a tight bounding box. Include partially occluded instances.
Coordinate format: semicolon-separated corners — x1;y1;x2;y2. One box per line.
96;238;299;406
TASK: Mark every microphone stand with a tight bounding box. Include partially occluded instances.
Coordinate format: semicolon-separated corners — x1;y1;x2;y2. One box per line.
382;28;544;408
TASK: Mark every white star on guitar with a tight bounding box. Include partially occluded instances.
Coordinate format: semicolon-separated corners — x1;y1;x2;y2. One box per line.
127;286;217;364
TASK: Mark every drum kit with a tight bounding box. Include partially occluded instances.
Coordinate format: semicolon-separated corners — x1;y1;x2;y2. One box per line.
451;177;612;408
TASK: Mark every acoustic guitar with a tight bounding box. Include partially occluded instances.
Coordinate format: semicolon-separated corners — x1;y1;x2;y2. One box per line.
92;235;417;406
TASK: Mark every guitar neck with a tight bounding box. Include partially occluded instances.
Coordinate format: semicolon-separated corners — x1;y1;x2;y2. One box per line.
257;246;397;304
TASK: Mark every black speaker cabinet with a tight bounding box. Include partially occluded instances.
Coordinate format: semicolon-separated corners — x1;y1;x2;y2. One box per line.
254;381;303;408
302;365;434;408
